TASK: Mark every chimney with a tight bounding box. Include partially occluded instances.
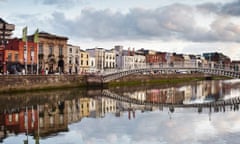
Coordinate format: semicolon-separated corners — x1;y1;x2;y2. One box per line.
128;47;130;56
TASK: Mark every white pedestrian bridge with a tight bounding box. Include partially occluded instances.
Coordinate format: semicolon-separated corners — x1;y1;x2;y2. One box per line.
101;62;240;83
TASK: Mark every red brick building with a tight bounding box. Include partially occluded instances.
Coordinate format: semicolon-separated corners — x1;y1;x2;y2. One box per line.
0;38;37;74
145;52;167;65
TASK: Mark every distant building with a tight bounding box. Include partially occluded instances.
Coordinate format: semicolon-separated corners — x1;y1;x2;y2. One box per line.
231;61;240;71
0;18;15;46
203;52;231;68
115;46;146;69
0;18;15;73
171;53;184;65
145;52;167;65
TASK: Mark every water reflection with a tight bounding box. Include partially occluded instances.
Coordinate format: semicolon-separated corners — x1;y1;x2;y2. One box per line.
1;79;240;143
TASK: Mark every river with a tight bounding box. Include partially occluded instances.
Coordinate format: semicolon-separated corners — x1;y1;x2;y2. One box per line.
1;79;240;144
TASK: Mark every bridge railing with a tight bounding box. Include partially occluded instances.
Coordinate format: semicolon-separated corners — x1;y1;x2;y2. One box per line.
101;62;238;76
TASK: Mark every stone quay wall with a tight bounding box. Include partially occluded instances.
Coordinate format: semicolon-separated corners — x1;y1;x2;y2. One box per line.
0;75;87;92
0;73;213;93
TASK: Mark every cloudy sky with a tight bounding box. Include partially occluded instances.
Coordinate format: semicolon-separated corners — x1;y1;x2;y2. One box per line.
1;0;240;60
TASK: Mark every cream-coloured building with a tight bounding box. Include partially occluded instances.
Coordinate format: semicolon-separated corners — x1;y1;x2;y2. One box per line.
104;50;116;69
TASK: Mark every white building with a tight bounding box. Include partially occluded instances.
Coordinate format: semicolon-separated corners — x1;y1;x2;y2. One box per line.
115;45;146;70
86;48;105;72
104;50;116;69
67;44;80;74
134;54;146;69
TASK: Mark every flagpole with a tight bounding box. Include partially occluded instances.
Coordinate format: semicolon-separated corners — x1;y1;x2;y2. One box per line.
34;29;39;75
23;27;28;75
36;42;39;75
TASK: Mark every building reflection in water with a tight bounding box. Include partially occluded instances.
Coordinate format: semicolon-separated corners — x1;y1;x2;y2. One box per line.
0;80;240;142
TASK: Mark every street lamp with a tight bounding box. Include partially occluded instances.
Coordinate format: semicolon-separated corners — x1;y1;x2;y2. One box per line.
4;58;8;75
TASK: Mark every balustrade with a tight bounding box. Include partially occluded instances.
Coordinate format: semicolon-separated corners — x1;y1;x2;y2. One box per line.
100;62;240;82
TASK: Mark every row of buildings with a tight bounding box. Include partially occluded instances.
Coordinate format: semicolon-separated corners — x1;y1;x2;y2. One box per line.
0;18;239;74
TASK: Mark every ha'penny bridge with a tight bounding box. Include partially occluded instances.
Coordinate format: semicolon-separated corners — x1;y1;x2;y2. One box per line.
87;62;240;84
101;89;240;112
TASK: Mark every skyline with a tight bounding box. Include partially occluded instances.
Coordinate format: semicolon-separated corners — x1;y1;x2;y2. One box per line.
1;0;240;60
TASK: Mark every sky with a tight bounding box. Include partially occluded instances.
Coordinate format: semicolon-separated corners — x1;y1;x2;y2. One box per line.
4;110;240;144
1;0;240;60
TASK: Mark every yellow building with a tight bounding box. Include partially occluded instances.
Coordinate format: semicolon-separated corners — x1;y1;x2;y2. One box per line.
79;49;89;74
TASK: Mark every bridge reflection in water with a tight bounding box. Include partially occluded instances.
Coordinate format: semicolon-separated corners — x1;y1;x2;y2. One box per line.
1;79;240;143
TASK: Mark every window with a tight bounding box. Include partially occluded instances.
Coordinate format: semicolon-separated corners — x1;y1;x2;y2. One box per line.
81;53;83;58
24;44;27;51
49;44;53;55
69;57;72;64
59;115;64;125
40;118;44;128
14;54;18;62
15;114;19;122
59;45;63;56
8;53;12;62
81;60;83;65
31;46;34;51
31;46;34;61
8;114;12;122
91;61;94;66
86;60;88;66
50;116;54;127
69;48;72;53
39;43;43;54
75;57;79;65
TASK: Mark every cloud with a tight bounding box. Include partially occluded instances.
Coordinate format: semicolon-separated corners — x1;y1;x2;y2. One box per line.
221;0;240;16
37;0;86;8
48;3;240;43
197;0;240;16
49;5;197;41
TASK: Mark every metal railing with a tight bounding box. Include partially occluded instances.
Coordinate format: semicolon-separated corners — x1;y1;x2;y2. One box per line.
101;62;240;82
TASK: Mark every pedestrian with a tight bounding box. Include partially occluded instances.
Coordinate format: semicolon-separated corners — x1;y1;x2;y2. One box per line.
41;69;44;75
22;69;25;75
45;68;48;75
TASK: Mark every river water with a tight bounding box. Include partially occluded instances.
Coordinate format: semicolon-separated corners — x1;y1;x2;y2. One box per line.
1;79;240;144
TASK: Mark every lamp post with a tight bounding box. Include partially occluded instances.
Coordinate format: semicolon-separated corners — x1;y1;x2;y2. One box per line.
4;58;8;75
3;60;6;74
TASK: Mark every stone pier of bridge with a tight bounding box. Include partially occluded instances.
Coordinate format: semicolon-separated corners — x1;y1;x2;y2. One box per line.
86;74;107;88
